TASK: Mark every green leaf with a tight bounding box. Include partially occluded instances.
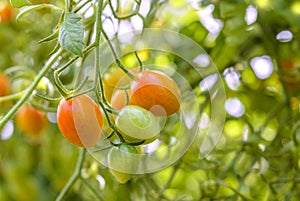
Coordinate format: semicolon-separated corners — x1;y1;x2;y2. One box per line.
59;12;84;56
16;4;62;21
9;0;31;8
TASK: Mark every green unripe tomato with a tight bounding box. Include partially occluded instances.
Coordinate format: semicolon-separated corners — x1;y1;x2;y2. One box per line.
115;105;160;144
108;144;139;184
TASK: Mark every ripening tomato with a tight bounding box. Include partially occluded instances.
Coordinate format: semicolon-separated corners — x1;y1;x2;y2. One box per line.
116;105;160;144
129;70;181;116
0;3;14;23
57;94;103;148
16;104;48;136
108;144;139;183
102;67;131;101
110;89;131;111
0;73;10;97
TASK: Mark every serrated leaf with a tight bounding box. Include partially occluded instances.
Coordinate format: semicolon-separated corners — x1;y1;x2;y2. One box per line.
59;12;84;56
17;4;62;21
10;0;31;8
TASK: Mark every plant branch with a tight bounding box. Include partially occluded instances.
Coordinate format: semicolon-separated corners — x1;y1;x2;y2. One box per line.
157;160;181;199
55;148;86;201
101;30;135;79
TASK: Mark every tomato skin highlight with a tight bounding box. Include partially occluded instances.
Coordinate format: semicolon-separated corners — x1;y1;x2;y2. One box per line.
57;95;103;148
130;70;181;116
16;105;48;136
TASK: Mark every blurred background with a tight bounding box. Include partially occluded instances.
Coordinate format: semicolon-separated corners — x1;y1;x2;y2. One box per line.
1;0;300;200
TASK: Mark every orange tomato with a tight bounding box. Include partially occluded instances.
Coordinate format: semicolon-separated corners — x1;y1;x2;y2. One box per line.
129;70;181;116
57;94;103;148
0;73;10;97
110;89;131;111
0;3;14;23
16;105;48;136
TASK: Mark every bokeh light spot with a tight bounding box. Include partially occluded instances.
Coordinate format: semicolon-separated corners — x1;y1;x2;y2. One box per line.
1;120;14;140
225;98;245;117
276;30;293;42
250;56;273;79
245;5;258;25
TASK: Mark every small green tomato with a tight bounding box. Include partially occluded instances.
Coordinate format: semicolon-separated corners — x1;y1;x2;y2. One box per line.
115;105;160;144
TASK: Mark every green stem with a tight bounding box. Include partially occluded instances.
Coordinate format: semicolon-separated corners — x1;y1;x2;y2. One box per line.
0;48;63;130
30;101;58;113
55;148;86;201
65;0;71;11
157;160;181;199
0;91;25;103
101;30;135;79
95;0;104;43
53;44;97;98
94;0;126;143
134;51;144;72
219;145;245;179
216;180;252;201
73;0;93;13
108;0;141;19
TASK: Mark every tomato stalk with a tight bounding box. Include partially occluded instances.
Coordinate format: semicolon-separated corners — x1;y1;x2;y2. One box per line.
93;0;128;144
134;51;144;72
108;0;141;19
4;66;37;79
95;90;126;143
0;91;24;103
30;101;58;113
101;30;136;80
157;160;181;199
55;148;86;201
97;71;114;111
73;0;93;13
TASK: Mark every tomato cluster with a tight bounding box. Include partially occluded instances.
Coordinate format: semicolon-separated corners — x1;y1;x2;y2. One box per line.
55;67;181;183
2;66;182;183
108;69;181;144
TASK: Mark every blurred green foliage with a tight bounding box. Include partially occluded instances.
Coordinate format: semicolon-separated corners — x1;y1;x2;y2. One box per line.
1;0;300;200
